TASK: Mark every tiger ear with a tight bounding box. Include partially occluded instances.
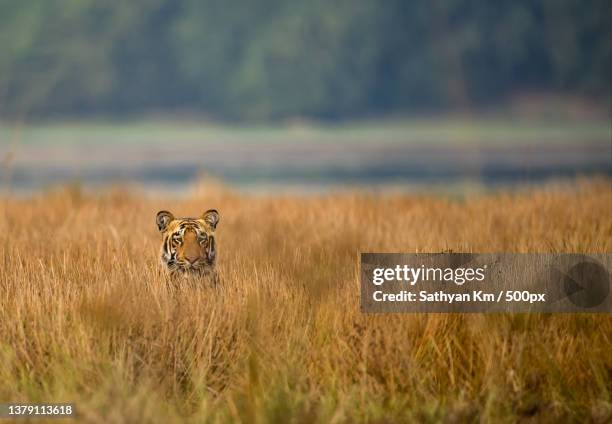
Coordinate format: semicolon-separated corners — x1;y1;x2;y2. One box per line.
156;210;175;232
202;209;220;230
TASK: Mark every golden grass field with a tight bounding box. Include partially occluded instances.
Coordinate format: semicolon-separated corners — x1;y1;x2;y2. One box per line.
0;179;611;423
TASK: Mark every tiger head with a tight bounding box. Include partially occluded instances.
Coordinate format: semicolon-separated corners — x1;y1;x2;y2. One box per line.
156;209;220;276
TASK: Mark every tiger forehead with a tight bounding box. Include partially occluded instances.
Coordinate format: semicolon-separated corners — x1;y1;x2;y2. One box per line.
166;218;208;233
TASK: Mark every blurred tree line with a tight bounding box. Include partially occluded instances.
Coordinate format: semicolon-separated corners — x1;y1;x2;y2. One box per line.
0;0;609;120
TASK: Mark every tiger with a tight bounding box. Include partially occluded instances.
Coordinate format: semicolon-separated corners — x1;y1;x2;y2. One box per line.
156;209;220;283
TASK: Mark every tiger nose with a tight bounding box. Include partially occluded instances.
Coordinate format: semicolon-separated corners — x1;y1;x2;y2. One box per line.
185;254;199;264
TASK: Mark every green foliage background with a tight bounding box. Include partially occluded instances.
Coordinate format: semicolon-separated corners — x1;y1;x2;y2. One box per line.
0;0;610;120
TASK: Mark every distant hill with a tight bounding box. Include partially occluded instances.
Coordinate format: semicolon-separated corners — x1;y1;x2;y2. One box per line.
0;0;610;120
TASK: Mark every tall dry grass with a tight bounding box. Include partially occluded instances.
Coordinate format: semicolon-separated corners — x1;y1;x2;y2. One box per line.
0;180;611;423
